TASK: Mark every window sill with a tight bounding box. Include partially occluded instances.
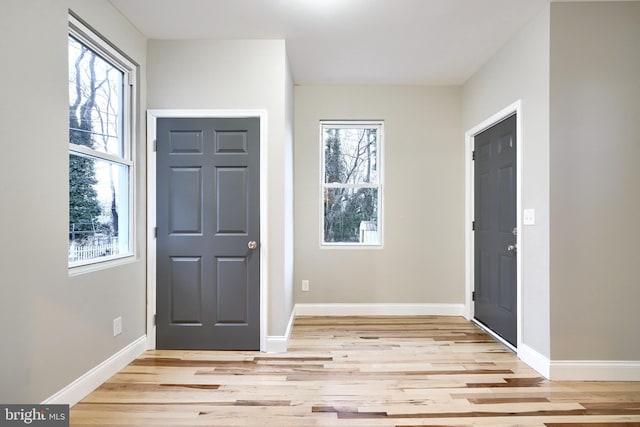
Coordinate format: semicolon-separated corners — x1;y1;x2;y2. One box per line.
68;254;136;277
320;244;384;250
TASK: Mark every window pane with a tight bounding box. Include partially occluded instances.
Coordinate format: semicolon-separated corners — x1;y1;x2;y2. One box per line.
69;153;130;263
323;187;379;244
324;127;378;184
68;36;124;157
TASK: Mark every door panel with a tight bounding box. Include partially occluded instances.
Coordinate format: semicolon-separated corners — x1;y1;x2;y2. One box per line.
499;254;515;311
216;257;248;323
216;131;248;153
498;166;514;232
170;257;202;324
169;167;202;234
474;114;517;346
156;117;260;350
170;131;203;154
216;168;248;233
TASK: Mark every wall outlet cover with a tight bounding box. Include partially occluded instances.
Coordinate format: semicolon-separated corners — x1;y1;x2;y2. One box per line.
523;208;536;225
113;317;122;336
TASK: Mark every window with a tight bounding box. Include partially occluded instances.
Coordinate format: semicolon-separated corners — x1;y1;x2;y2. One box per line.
321;121;383;246
68;16;136;267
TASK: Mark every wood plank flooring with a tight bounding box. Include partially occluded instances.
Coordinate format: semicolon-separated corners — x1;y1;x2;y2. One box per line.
71;316;640;426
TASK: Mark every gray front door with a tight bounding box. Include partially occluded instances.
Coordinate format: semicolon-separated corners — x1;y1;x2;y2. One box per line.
156;117;260;350
474;114;517;346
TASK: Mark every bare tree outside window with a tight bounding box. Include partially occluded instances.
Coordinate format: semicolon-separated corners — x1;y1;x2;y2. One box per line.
321;122;383;245
68;26;133;266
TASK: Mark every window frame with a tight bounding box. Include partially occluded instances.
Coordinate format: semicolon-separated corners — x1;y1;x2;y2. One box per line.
68;14;137;271
320;120;384;248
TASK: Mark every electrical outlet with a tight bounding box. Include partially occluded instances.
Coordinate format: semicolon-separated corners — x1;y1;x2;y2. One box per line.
113;317;122;336
523;208;536;225
302;280;309;292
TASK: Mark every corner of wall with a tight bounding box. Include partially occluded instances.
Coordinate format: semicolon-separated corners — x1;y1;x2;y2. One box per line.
518;343;550;379
42;336;147;406
265;306;296;353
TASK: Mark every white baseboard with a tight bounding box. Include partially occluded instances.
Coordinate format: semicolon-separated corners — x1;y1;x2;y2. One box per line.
518;343;550;379
42;335;147;406
294;303;465;317
516;344;640;382
264;308;296;353
550;360;640;381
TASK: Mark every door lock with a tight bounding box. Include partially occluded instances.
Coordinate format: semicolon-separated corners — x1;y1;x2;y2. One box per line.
248;241;258;250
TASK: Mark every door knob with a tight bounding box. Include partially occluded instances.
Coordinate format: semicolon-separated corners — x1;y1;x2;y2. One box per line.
507;244;517;253
248;241;258;250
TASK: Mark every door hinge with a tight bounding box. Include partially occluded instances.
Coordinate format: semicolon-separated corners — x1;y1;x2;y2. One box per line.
472;291;476;301
472;150;476;161
472;221;476;231
154;227;157;238
153;314;157;326
153;139;157;152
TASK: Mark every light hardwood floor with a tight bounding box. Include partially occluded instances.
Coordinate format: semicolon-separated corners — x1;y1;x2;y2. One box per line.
71;316;640;426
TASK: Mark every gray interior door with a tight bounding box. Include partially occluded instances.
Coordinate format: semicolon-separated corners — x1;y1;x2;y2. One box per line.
156;117;260;350
473;114;517;346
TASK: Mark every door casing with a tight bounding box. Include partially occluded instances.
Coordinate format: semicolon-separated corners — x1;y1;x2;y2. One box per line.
146;109;269;351
464;101;522;351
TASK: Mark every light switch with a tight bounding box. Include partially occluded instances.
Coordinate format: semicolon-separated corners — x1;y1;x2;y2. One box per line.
523;209;536;225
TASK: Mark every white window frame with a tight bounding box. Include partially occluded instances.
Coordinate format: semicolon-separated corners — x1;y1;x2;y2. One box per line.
320;120;384;248
68;14;137;272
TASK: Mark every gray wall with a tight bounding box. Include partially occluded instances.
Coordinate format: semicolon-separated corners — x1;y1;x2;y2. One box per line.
294;85;464;304
462;7;551;357
147;39;295;336
283;54;295;325
549;2;640;360
0;0;147;403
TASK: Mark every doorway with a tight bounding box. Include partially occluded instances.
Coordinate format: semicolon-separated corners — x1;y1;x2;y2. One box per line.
473;114;517;346
465;102;522;350
146;110;268;351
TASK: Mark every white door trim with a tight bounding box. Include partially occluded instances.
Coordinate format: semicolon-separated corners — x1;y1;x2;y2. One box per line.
146;109;269;352
464;101;522;351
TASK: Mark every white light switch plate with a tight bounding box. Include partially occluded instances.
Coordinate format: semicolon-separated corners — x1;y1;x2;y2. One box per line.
523;209;536;225
113;317;122;336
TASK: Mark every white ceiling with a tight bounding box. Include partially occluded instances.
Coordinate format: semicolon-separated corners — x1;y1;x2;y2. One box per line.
108;0;583;85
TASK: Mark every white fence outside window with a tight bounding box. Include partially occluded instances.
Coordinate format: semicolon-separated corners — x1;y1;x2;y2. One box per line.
68;239;120;262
